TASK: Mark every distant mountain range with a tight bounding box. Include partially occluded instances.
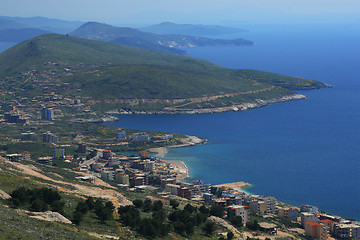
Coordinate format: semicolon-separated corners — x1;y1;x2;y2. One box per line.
0;16;83;34
0;16;253;55
69;22;254;55
0;34;327;113
0;28;51;42
140;22;248;36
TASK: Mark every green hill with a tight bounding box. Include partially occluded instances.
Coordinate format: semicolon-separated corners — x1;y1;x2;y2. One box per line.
0;34;328;112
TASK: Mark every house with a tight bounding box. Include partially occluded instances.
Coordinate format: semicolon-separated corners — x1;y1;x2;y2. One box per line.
259;222;278;234
101;170;114;181
249;200;267;214
301;212;318;227
320;219;335;233
132;132;149;142
165;184;180;195
226;205;248;225
161;178;176;189
305;221;329;240
21;132;38;141
130;176;145;187
38;157;52;165
77;143;87;153
203;193;214;204
102;150;112;160
301;204;319;213
334;224;360;240
177;187;191;199
42;131;58;144
278;207;299;221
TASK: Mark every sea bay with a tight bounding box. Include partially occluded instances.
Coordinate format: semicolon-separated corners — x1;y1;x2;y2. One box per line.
107;23;360;220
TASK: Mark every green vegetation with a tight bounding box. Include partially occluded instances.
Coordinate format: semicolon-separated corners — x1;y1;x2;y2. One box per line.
0;34;327;112
232;69;327;90
10;187;65;213
72;197;114;225
0;204;98;240
118;199;220;239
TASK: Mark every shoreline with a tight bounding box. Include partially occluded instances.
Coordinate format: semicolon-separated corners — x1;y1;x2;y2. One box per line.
108;93;308;115
150;135;206;181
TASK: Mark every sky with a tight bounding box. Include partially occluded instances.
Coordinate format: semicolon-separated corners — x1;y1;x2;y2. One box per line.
1;0;360;26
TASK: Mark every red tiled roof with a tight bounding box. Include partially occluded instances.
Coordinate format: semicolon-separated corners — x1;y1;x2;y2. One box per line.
321;219;334;223
306;221;323;227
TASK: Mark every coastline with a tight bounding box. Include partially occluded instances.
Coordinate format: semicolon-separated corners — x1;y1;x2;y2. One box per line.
150;135;206;181
213;182;252;192
108;93;307;115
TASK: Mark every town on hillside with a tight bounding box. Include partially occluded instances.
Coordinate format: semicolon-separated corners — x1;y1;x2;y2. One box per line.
0;72;359;239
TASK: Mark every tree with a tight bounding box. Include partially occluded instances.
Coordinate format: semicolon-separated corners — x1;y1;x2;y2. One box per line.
210;205;225;218
51;200;65;213
184;222;194;236
203;221;216;236
85;197;96;210
132;199;143;209
138;218;157;238
229;216;243;228
105;201;114;211
173;222;186;235
199;205;209;215
118;205;140;227
246;220;260;231
152;209;166;222
152;200;163;211
227;231;234;240
75;201;89;214
170;199;179;210
184;203;196;214
96;206;113;223
143;199;153;212
72;211;83;225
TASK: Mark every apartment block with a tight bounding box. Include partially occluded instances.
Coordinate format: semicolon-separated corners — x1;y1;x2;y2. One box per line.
278;207;299;221
301;212;318;227
305;221;329;240
226;205;248;225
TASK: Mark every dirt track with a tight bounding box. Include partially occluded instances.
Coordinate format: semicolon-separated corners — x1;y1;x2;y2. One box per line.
0;157;131;207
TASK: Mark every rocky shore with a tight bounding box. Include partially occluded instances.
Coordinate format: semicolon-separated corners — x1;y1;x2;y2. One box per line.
110;93;307;115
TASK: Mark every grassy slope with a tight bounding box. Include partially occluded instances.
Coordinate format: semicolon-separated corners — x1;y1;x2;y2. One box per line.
0;34;327;110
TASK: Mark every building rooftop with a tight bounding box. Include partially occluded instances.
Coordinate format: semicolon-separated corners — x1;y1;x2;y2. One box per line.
305;221;323;227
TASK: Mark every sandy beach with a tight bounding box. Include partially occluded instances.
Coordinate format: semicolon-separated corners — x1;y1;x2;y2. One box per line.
150;135;205;158
162;160;189;181
149;147;167;158
149;135;205;180
213;182;251;192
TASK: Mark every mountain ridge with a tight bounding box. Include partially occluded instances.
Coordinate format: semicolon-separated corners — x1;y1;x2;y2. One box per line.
70;22;254;55
140;22;248;36
0;34;328;112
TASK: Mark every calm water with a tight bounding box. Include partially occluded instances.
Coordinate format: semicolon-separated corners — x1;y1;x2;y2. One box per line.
107;23;360;220
0;24;357;219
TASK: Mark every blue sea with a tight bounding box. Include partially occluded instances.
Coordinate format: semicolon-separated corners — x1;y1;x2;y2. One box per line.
0;24;357;219
107;23;360;220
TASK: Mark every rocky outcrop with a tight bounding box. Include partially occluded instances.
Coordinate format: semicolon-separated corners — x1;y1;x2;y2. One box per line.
113;93;307;115
0;188;11;200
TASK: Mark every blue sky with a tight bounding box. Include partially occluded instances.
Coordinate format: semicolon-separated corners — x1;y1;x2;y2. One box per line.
2;0;360;25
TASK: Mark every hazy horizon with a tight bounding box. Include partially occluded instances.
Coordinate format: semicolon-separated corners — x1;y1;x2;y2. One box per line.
1;0;360;27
